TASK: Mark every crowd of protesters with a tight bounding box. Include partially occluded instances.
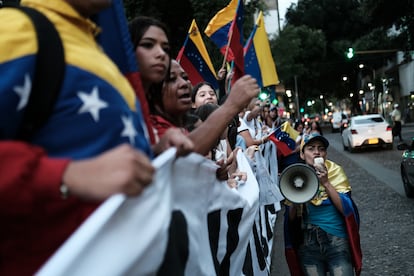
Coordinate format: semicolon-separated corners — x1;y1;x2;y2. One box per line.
0;1;361;275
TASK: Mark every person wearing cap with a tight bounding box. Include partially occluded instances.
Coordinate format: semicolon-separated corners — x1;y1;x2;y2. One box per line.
283;133;362;276
390;103;403;142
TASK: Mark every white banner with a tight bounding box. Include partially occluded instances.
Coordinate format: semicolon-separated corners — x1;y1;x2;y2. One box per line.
37;148;282;276
36;148;177;276
242;143;285;275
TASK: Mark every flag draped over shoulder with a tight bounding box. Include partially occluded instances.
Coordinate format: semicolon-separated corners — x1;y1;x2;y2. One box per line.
177;20;218;89
92;2;155;144
244;11;279;88
311;160;351;205
204;0;244;83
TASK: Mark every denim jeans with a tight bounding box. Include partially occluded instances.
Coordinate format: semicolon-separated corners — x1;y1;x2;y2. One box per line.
298;225;354;276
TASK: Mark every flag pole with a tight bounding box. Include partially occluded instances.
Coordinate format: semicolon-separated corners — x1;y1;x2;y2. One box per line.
221;0;239;70
226;61;234;92
221;26;234;69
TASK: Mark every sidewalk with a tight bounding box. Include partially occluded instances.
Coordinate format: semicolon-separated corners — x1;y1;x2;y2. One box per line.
402;121;414;128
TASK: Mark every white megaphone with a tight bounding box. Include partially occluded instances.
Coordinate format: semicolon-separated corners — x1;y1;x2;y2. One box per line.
279;163;319;203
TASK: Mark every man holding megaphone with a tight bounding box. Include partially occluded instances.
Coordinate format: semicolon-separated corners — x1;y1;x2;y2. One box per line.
283;133;362;276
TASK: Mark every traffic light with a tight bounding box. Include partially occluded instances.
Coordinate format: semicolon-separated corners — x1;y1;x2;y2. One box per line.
258;91;268;101
346;47;354;59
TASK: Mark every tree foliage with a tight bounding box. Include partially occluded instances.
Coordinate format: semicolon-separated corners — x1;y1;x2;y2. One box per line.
360;0;414;52
272;0;406;110
285;0;366;42
281;0;369;99
271;25;327;100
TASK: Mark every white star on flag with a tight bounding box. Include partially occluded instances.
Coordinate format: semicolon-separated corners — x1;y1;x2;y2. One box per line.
14;74;32;111
188;52;204;72
121;115;137;145
77;86;108;122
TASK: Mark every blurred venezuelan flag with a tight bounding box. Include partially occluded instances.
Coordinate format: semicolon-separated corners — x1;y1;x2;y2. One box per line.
268;122;299;157
205;0;244;83
244;11;279;88
92;2;155;143
177;19;218;89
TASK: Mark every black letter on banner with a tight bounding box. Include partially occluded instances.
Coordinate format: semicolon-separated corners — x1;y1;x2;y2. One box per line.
157;210;189;276
265;204;277;243
208;208;243;276
208;210;221;273
253;223;267;270
257;209;269;258
242;243;254;276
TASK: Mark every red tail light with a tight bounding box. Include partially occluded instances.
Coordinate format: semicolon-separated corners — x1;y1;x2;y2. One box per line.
386;126;392;131
351;129;358;135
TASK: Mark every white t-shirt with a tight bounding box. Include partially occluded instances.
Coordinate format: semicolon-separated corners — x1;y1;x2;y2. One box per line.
391;109;401;122
215;139;228;162
241;111;263;139
237;117;249;133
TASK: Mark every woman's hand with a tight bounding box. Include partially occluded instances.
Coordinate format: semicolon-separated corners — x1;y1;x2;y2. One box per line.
152;128;194;157
62;144;155;200
215;158;229;181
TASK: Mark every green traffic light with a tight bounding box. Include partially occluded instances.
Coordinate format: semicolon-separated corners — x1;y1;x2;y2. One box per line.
346;47;354;59
259;92;268;101
272;99;278;105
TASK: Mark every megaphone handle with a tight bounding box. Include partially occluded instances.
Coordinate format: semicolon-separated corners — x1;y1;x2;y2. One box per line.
287;203;304;219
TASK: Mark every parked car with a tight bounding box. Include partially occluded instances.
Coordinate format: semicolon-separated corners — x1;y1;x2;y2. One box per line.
398;140;414;198
341;114;393;152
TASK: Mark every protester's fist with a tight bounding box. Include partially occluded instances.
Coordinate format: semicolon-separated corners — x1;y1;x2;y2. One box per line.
226;75;260;111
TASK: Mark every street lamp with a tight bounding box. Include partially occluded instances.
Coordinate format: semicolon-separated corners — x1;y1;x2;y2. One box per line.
381;78;389;117
359;63;376;113
320;94;325;115
359;64;376;81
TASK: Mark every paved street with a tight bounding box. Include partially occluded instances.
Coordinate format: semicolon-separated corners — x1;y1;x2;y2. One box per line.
327;124;414;275
271;124;414;275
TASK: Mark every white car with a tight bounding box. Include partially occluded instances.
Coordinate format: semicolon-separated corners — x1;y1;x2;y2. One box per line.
342;114;393;152
331;111;343;132
331;111;349;133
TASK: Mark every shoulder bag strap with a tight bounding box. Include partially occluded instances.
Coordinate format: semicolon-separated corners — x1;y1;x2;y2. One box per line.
14;6;65;140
